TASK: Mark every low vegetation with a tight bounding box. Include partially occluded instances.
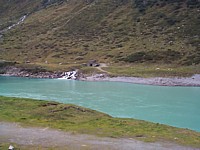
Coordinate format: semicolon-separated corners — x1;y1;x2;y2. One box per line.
0;60;16;67
104;63;200;77
0;96;200;149
0;0;199;68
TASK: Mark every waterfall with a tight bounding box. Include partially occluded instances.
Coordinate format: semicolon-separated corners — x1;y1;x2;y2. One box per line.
0;15;27;38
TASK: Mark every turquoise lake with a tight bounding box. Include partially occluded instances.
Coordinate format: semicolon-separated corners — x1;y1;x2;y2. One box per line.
0;76;200;132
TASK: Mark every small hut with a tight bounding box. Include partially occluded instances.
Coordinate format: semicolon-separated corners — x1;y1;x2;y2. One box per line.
87;60;100;67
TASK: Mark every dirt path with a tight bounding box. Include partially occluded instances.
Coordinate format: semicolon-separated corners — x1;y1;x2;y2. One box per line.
96;63;110;74
0;122;199;150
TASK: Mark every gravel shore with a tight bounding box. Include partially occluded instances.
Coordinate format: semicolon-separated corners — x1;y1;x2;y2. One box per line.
79;74;200;87
1;66;200;86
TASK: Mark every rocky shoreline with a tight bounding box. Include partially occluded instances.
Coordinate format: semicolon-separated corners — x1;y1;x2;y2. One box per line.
0;66;63;78
79;74;200;87
1;66;200;87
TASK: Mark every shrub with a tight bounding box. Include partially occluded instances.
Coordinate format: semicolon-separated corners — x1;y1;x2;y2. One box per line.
166;18;177;25
187;0;200;8
0;60;16;68
122;50;182;63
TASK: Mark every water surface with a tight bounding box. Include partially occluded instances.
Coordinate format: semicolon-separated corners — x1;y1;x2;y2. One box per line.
0;76;200;132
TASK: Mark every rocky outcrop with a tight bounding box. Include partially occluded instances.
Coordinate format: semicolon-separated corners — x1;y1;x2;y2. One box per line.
0;65;82;79
0;66;63;78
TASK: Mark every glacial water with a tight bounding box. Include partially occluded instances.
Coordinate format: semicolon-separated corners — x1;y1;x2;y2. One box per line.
0;76;200;132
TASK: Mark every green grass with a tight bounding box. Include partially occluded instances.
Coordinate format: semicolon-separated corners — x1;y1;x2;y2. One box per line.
0;96;200;148
104;64;200;78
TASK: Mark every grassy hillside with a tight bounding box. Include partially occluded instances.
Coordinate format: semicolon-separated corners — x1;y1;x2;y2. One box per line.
0;96;200;148
0;0;41;30
0;0;199;72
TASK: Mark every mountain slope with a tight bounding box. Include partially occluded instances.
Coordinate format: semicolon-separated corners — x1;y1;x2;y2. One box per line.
0;0;199;66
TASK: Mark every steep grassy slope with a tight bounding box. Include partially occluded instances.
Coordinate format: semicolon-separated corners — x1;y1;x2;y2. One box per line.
0;0;199;67
0;0;42;30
